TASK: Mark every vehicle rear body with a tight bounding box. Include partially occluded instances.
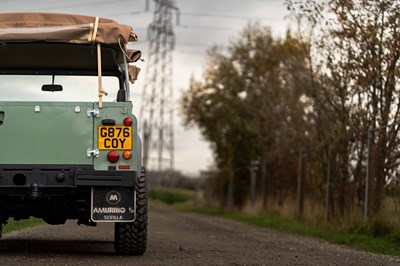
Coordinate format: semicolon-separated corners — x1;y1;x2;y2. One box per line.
0;100;139;224
0;12;147;255
0;101;137;167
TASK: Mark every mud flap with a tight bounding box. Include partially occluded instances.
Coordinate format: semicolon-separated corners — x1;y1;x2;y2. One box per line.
91;187;135;222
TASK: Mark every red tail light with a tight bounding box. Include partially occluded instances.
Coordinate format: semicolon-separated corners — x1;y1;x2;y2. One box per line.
123;117;133;126
107;151;119;163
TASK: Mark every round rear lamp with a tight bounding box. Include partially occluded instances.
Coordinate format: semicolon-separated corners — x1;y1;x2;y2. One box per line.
123;151;132;160
107;151;119;163
123;117;133;126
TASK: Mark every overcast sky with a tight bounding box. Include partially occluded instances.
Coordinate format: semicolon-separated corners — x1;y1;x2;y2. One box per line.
0;0;292;175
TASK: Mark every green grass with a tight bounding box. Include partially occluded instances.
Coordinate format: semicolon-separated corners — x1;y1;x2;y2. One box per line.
149;187;196;205
176;204;400;256
3;217;44;234
149;188;400;257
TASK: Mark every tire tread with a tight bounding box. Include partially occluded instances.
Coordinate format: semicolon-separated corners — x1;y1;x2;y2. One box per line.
114;167;147;255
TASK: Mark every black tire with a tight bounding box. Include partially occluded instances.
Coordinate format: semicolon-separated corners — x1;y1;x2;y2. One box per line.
114;167;148;255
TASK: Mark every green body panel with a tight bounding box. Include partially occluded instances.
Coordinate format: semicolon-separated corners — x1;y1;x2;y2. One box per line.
0;101;93;165
0;101;138;170
94;102;138;171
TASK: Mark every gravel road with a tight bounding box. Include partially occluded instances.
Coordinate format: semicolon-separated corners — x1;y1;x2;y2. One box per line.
0;203;399;266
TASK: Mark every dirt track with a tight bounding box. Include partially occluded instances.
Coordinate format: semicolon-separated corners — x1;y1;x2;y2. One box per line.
0;203;399;265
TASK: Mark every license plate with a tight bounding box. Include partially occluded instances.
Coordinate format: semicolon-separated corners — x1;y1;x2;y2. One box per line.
98;126;132;150
91;187;135;222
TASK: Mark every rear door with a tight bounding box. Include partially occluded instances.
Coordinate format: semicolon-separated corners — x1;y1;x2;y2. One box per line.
0;101;93;165
93;101;138;171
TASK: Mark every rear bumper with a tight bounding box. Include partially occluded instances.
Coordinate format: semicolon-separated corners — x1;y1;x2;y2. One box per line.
75;169;136;187
0;164;137;224
0;164;136;197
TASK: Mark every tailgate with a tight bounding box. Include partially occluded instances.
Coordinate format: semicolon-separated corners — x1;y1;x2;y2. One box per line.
0;101;93;165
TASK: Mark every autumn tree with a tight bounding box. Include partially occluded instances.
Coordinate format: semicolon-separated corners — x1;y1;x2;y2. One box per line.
287;0;400;216
181;24;312;207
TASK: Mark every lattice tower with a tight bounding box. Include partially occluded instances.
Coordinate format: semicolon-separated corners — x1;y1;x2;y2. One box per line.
139;0;178;171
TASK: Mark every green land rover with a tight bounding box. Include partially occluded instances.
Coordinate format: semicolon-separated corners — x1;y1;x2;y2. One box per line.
0;12;147;255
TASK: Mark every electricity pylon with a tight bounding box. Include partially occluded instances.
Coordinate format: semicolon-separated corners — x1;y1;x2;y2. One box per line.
139;0;179;171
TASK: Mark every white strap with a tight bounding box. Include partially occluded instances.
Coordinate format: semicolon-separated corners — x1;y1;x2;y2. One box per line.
92;16;99;42
97;43;108;109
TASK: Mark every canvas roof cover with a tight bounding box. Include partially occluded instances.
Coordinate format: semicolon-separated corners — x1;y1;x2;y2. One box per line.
0;12;141;63
0;12;137;44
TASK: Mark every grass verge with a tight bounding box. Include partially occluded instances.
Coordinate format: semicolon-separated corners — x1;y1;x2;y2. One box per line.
150;188;400;257
149;187;196;205
3;218;44;234
176;204;400;256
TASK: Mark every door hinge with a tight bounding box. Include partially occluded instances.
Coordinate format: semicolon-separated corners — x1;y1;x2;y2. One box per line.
87;149;100;158
87;108;100;118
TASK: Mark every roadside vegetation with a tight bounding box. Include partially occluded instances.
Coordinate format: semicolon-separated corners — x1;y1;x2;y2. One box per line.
149;187;196;205
150;187;400;256
181;204;400;257
3;218;43;234
179;0;400;254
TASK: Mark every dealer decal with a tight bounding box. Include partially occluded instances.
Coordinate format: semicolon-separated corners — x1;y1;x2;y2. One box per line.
93;207;126;213
91;187;135;222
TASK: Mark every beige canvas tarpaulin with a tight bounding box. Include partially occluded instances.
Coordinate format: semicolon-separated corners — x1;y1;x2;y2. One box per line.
0;12;142;107
0;12;137;44
128;65;141;84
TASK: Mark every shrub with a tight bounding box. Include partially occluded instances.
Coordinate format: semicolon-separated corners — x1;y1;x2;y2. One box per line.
149;188;195;205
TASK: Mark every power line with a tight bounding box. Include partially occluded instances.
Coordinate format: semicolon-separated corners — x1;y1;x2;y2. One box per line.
29;0;141;11
105;10;147;17
178;24;235;31
180;11;284;21
134;40;214;47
